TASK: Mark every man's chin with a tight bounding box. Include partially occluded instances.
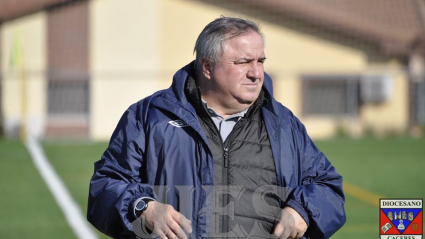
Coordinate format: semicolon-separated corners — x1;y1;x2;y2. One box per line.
236;96;259;105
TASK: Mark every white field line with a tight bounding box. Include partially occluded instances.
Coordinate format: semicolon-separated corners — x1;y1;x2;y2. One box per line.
26;136;99;239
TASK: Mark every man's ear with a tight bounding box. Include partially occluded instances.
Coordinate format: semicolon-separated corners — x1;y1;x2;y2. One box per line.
201;58;213;80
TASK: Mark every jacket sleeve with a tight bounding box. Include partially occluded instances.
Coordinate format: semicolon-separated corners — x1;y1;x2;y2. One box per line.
87;104;155;238
285;117;346;239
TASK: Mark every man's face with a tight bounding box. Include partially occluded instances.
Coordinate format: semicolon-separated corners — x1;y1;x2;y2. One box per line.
208;30;265;105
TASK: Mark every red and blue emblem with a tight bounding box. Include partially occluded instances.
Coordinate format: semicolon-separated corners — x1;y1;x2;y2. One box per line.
380;199;423;239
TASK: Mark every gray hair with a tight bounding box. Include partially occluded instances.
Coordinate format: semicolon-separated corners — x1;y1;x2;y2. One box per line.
193;16;264;71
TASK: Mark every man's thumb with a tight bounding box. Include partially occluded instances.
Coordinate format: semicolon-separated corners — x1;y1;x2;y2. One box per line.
273;222;284;237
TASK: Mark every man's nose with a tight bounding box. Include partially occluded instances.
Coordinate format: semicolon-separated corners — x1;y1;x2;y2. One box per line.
247;62;262;80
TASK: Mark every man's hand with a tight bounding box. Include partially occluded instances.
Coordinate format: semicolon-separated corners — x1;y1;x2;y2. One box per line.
142;201;192;239
272;207;307;239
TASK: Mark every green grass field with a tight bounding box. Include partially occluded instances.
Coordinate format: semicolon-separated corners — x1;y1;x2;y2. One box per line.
43;140;110;239
0;138;75;239
1;136;424;238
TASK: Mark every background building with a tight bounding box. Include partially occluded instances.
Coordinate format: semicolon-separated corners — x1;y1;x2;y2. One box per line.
1;0;425;140
1;1;424;239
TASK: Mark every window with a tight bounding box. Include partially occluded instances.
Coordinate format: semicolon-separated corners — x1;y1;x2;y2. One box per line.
302;75;360;117
47;73;89;116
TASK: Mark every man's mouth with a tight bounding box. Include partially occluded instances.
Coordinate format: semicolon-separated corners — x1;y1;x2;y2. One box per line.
242;84;258;88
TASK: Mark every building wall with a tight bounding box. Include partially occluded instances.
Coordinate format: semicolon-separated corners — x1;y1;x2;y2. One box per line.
361;64;409;136
158;0;234;88
1;12;47;138
89;0;161;140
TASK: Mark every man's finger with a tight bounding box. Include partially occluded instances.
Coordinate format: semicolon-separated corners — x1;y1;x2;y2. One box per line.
288;230;298;239
172;212;192;234
272;223;284;237
280;228;291;239
169;220;187;239
273;222;292;239
295;231;305;239
153;227;168;239
165;228;178;239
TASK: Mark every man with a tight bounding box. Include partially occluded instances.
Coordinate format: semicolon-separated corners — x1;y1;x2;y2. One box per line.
88;17;346;239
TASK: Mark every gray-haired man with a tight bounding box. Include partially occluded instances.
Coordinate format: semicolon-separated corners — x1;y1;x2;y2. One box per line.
88;17;346;239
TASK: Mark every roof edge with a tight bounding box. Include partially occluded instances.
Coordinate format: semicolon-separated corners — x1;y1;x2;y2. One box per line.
0;0;75;23
237;0;423;57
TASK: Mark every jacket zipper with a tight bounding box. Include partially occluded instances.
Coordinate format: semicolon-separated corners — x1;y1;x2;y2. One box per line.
223;148;229;168
220;119;245;235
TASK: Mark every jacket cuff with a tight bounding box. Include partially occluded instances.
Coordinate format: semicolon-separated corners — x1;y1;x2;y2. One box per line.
285;199;310;226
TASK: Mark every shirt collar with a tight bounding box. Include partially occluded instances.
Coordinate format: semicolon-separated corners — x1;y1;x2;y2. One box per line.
201;99;248;120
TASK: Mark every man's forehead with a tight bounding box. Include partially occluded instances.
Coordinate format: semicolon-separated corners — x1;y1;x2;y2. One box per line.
225;41;265;59
225;32;263;48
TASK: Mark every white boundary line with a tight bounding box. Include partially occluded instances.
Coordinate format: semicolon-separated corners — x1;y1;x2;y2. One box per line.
26;136;99;239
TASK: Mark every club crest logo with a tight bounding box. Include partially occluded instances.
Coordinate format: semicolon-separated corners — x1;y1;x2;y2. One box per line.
380;199;423;239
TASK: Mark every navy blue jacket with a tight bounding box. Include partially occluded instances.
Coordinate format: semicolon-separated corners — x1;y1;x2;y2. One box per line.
87;62;346;239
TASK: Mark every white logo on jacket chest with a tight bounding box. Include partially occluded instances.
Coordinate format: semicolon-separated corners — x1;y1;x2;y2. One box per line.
168;119;189;128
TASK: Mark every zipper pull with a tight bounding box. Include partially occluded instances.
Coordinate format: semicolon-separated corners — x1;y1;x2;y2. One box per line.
224;148;229;168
